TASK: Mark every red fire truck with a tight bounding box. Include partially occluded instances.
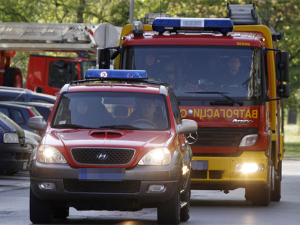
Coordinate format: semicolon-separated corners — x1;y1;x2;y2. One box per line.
99;4;290;206
0;22;120;95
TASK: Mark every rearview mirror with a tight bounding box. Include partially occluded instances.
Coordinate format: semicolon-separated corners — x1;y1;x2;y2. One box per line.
97;48;111;69
276;51;289;82
177;119;198;135
28;116;47;131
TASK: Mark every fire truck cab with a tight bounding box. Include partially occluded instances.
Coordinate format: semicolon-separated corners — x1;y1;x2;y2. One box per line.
98;4;290;206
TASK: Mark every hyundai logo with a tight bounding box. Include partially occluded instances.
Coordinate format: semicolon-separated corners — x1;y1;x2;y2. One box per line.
96;153;108;160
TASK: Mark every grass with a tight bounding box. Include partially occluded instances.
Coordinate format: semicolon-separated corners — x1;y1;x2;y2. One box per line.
284;124;300;158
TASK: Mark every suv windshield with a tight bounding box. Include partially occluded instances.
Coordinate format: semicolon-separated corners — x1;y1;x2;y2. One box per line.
52;92;170;130
122;46;262;99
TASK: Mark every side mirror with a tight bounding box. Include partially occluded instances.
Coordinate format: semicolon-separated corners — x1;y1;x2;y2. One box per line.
276;51;289;82
277;84;290;98
177;119;198;135
28;116;47;131
97;48;111;69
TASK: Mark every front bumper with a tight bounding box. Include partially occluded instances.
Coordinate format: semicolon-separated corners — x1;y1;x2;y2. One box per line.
191;151;269;190
0;143;30;172
30;159;180;210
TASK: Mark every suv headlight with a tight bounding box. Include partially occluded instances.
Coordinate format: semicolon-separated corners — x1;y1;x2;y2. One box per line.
37;145;67;164
3;133;19;143
138;148;171;166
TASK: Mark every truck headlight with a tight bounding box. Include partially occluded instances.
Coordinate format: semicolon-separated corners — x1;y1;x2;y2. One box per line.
236;163;264;173
239;134;258;147
3;133;19;143
37;145;67;164
138;148;171;166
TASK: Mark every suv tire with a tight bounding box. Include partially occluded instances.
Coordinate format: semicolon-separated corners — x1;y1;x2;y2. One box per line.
180;179;191;222
30;188;52;224
157;183;180;225
52;206;69;219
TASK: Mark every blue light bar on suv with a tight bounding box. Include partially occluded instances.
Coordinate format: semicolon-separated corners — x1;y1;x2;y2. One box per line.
85;69;148;80
152;18;234;35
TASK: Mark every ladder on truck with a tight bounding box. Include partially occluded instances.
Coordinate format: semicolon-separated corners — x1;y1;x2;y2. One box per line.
227;4;283;41
0;22;121;54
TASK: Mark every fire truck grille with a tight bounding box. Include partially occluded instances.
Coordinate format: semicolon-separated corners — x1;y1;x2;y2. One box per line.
63;179;140;193
191;127;258;147
71;148;135;165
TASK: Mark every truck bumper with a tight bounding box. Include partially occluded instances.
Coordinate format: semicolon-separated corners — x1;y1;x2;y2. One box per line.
30;160;180;210
191;151;269;190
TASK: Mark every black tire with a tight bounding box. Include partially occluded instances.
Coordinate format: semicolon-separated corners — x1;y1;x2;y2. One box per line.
180;179;190;222
248;185;271;206
271;161;282;201
157;184;180;225
30;188;52;224
3;67;23;88
52;206;69;219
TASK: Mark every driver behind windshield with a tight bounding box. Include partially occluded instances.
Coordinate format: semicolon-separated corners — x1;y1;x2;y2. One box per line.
129;96;168;129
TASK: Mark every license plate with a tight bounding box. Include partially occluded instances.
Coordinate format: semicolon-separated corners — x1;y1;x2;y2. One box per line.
191;160;208;170
78;168;125;181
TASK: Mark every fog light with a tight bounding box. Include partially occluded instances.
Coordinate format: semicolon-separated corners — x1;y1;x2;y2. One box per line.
148;185;165;193
236;163;264;173
39;182;56;190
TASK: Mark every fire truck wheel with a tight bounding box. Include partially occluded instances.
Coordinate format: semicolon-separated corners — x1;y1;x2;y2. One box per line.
180;178;191;222
157;183;180;225
271;161;282;201
248;185;271;206
30;188;52;224
3;67;23;88
52;206;69;219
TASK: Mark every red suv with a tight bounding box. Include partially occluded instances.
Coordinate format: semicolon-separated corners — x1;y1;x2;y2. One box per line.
28;69;197;224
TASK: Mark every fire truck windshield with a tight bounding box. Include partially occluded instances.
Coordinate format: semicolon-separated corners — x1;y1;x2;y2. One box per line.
122;46;262;99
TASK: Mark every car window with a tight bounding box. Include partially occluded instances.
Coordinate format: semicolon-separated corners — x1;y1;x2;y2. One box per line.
0;107;10;117
30;98;55;104
52;92;170;130
169;92;182;125
11;109;26;125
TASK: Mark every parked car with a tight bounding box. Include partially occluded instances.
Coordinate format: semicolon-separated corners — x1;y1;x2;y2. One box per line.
0;102;42;132
0;112;29;175
3;101;54;121
0;86;56;104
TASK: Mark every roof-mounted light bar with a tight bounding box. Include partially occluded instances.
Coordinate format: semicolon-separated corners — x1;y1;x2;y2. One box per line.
85;69;148;80
152;18;234;35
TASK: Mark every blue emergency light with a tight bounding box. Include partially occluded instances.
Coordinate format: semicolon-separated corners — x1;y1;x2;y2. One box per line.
152;18;234;35
85;69;148;80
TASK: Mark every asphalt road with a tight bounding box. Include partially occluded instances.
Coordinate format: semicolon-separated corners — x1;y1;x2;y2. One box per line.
0;158;299;225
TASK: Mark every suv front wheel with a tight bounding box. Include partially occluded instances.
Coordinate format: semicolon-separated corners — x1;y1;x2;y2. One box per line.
30;188;53;224
157;183;180;225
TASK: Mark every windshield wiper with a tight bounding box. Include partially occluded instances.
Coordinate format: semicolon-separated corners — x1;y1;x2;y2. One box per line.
98;125;143;130
185;91;244;106
52;124;91;129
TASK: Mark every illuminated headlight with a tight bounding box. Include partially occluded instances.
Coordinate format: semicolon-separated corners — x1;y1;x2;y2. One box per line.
37;145;67;164
236;163;264;173
138;148;171;166
3;133;19;143
239;134;258;147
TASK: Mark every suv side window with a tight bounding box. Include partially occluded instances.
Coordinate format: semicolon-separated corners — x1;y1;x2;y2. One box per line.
169;92;181;125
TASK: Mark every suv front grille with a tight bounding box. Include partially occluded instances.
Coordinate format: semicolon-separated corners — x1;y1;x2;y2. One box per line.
64;179;140;193
71;148;135;165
